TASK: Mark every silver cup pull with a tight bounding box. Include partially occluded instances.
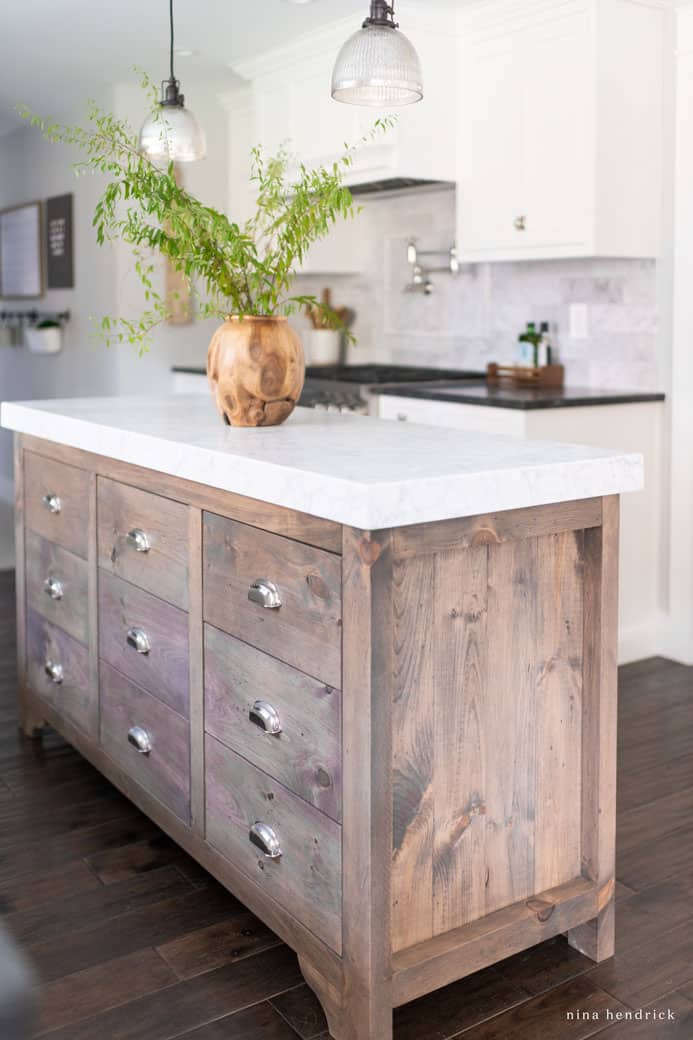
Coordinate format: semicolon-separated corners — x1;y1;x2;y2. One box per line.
127;529;151;553
126;627;151;655
127;726;152;755
248;579;282;610
42;493;62;514
44;660;64;685
43;577;64;601
249;700;282;736
249;822;282;860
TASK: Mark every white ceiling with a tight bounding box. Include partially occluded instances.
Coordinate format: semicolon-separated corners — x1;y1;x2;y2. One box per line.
0;0;464;136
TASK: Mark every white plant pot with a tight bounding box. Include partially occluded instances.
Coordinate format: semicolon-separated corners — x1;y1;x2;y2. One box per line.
24;327;62;355
306;329;340;367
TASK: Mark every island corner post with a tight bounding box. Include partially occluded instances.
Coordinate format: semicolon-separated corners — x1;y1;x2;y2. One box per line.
10;424;621;1040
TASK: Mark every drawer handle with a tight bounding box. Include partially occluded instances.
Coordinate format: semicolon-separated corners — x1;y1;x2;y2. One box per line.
127;529;151;553
249;822;282;860
127;726;152;755
249;700;283;736
43;577;64;601
514;215;527;231
44;659;64;685
248;579;282;610
126;627;151;655
42;493;62;514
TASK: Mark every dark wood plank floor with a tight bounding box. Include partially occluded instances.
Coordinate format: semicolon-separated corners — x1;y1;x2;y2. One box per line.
1;569;692;1039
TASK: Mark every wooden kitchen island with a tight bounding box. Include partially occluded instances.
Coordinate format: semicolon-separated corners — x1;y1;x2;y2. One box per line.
1;396;642;1040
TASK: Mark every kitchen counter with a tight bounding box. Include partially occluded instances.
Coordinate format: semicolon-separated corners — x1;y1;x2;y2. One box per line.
376;382;666;409
4;392;632;1039
1;395;642;530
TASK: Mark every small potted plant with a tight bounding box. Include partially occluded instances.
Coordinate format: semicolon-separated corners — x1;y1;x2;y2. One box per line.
21;79;389;427
24;318;63;355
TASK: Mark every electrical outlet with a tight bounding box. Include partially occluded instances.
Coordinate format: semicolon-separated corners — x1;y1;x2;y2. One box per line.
569;303;589;340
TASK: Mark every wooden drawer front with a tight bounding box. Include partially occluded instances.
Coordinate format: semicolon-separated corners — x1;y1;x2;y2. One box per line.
205;625;342;821
99;571;189;719
25;530;89;645
100;662;190;823
205;734;342;953
98;477;189;610
203;514;342;688
24;451;90;559
26;608;95;737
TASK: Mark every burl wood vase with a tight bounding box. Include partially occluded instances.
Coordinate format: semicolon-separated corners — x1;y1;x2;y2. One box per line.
207;316;305;427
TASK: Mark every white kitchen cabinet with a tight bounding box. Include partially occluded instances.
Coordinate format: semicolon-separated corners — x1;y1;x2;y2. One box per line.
457;0;666;261
376;392;664;666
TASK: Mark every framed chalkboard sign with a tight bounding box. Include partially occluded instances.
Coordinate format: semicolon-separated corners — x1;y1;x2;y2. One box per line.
46;194;74;289
0;202;43;298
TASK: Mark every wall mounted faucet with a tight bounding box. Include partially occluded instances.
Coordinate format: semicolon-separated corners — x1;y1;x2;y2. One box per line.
403;239;459;295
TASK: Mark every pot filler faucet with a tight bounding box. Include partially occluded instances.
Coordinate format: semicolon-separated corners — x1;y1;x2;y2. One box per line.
403;239;460;295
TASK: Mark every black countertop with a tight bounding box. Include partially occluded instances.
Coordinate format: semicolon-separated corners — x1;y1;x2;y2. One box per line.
376;383;666;410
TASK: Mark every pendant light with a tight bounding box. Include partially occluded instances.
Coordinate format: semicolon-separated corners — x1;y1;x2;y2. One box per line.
331;1;423;108
138;0;206;162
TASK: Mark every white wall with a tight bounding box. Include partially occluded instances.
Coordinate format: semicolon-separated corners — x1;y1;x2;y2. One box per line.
0;93;119;502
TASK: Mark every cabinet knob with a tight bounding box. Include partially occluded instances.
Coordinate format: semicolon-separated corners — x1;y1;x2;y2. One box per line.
42;493;62;514
249;700;283;736
248;579;282;610
44;659;64;685
514;215;527;231
43;576;64;601
127;529;151;553
126;627;151;655
249;821;282;860
397;413;408;422
127;726;152;755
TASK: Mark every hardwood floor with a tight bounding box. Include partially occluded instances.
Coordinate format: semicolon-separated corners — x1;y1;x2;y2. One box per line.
1;568;691;1038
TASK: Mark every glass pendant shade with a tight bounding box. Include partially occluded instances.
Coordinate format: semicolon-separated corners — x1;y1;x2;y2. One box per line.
331;23;423;107
139;102;207;163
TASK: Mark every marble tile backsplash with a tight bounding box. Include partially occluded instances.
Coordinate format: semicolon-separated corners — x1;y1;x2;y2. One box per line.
293;187;660;390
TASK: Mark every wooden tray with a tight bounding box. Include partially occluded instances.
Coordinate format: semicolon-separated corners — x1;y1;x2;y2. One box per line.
487;362;565;388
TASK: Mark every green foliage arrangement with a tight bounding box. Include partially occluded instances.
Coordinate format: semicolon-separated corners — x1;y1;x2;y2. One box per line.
19;75;391;352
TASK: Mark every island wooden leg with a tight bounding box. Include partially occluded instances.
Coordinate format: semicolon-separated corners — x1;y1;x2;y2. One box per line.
568;496;619;962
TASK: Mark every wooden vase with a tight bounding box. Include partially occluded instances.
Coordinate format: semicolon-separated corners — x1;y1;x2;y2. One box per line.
207;316;305;428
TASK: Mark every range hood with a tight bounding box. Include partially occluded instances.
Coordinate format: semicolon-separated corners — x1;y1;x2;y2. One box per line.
349;178;455;198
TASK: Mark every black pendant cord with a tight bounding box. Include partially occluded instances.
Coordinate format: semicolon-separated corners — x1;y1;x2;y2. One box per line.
169;0;175;83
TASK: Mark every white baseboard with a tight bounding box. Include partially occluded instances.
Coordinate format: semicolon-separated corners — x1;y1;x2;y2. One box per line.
0;474;13;506
618;619;662;666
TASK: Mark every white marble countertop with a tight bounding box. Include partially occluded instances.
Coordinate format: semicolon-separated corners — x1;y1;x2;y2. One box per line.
1;395;644;529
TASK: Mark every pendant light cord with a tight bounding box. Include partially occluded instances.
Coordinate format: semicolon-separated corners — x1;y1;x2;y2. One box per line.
169;0;175;83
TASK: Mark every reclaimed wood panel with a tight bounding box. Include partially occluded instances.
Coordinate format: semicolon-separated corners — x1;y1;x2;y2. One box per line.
98;571;189;719
26;608;95;738
205;734;342;956
24;450;90;558
391;553;435;951
203;513;342;689
391;528;585;954
188;508;205;838
205;624;342;821
432;545;488;938
100;662;191;824
97;477;189;610
23;435;342;554
25;529;89;645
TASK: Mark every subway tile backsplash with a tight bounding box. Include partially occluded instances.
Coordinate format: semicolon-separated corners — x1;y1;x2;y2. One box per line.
294;188;660;390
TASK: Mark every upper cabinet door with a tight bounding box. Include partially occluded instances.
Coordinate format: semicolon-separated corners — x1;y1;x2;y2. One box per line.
457;0;665;262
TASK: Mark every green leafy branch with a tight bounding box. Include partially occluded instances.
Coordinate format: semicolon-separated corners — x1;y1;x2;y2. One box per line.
18;73;395;353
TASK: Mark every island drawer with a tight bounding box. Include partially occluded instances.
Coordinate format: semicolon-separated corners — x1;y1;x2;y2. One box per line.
26;608;95;737
97;478;189;610
25;530;89;646
24;451;90;559
205;733;342;954
203;513;342;689
99;571;189;719
205;624;342;822
100;662;191;824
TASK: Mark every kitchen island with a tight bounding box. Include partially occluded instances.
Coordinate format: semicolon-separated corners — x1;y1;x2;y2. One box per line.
1;396;642;1040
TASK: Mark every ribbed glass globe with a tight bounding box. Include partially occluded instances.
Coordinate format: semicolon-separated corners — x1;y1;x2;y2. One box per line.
139;105;207;163
331;24;423;107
